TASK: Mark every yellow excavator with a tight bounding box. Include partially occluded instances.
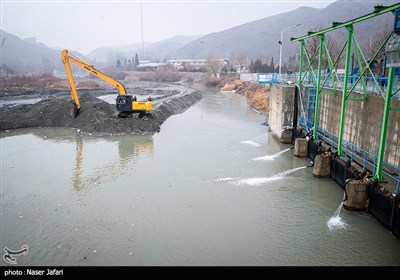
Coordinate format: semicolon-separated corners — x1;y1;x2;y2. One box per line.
61;49;152;118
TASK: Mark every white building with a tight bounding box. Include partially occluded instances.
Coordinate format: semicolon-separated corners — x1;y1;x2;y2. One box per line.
167;59;228;71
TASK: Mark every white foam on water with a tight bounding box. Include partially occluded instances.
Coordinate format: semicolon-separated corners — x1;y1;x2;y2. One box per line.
252;148;291;161
252;155;276;161
327;216;347;230
252;132;270;140
240;132;271;147
327;202;347;230
234;166;307;186
235;176;283;186
275;165;307;176
240;140;260;147
215;177;239;182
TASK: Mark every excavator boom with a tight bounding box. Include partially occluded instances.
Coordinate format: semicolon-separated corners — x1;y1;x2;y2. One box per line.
61;49;130;118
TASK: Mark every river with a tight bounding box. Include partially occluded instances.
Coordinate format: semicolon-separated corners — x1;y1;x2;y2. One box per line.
1;89;400;266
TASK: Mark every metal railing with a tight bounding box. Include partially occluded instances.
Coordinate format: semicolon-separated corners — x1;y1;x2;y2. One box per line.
299;116;400;193
271;72;400;99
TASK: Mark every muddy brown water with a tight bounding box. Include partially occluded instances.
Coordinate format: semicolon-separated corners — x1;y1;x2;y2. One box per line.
1;90;400;266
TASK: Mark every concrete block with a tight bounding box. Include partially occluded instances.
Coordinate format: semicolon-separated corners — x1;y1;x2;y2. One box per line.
343;180;370;211
313;154;331;178
294;138;308;157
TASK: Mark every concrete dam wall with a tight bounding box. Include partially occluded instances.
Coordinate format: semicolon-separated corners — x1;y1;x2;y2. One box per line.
268;84;400;169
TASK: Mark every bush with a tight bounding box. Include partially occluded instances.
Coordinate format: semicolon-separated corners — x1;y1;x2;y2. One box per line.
249;93;269;112
204;77;219;88
138;69;182;82
76;80;100;88
101;67;128;81
0;73;62;89
113;71;128;80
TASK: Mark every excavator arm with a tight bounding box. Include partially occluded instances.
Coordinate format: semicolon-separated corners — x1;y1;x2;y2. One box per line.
61;49;127;117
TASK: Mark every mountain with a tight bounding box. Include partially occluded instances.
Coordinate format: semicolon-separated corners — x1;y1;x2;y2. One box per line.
85;42;147;64
175;0;398;62
137;35;202;61
86;35;201;65
0;29;86;74
1;30;60;74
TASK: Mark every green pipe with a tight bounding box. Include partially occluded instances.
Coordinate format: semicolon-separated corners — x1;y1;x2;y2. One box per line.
303;47;318;85
327;41;347;92
373;67;395;181
299;40;304;86
313;35;324;139
337;26;353;156
321;41;334;89
353;36;368;96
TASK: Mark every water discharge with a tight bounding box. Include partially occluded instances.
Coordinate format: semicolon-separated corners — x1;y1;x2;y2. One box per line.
215;177;239;182
236;165;306;186
240;140;260;147
240;132;271;147
327;202;347;230
252;148;291;161
215;166;307;186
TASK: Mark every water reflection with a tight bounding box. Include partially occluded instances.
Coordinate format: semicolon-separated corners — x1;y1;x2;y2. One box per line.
2;128;154;192
71;134;154;191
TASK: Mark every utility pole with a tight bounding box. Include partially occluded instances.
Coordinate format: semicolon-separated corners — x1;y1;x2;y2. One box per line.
279;24;301;75
140;0;144;59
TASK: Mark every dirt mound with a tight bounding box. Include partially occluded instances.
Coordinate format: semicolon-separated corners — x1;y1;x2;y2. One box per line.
0;90;202;136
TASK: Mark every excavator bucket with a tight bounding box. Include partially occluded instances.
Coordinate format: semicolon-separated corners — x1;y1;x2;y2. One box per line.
69;102;80;118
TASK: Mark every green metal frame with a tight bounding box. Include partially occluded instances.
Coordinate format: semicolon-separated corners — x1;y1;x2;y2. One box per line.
291;2;400;182
373;67;397;181
337;25;354;155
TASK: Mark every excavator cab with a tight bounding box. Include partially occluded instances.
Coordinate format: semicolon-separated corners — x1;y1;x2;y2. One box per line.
116;95;133;112
116;95;153;118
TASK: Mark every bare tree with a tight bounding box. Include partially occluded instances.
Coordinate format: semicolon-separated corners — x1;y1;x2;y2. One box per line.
305;27;320;69
235;51;247;73
368;25;391;76
304;27;343;70
205;56;225;78
0;63;14;77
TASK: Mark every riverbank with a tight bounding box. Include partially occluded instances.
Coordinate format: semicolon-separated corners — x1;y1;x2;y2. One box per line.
207;75;270;114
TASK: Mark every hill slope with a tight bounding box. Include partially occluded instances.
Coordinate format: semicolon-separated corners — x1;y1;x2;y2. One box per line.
1;30;64;74
86;35;201;64
176;0;398;62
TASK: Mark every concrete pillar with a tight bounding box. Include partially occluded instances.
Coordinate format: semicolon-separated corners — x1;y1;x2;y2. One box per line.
268;85;295;144
313;154;331;178
343;180;369;211
294;138;308;157
280;128;293;144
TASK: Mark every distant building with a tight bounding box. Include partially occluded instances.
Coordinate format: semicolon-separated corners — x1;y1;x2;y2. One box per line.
136;62;168;71
167;59;228;71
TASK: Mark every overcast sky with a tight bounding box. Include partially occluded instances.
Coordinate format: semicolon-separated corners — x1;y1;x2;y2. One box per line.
1;0;333;54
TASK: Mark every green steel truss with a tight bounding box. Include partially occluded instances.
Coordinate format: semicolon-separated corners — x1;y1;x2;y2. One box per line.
290;3;400;182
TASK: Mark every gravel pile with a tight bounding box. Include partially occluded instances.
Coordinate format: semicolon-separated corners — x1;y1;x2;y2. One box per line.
0;90;202;136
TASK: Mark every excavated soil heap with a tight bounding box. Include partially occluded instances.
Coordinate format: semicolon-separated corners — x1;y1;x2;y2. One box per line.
0;91;202;136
